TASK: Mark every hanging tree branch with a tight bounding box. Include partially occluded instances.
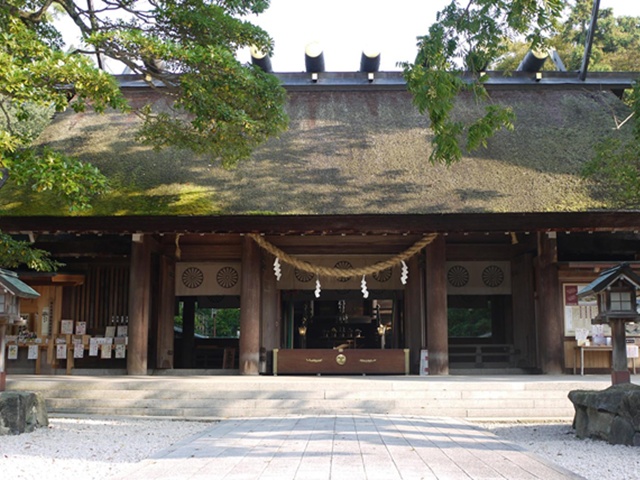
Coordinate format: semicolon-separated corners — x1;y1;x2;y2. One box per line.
402;0;563;165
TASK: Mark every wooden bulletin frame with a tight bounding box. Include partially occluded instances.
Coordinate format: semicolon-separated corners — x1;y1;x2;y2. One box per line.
563;283;601;337
563;283;640;337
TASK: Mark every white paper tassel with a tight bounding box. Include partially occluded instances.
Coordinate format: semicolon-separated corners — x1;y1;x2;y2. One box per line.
361;275;369;298
314;278;322;298
273;257;282;281
401;260;409;285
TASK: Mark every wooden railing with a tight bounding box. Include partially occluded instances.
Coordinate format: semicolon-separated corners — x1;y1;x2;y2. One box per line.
449;344;517;368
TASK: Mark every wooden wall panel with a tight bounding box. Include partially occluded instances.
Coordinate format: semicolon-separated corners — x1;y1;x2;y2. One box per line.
65;265;129;334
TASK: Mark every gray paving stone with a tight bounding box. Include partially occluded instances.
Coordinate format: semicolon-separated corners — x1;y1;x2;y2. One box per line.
118;414;582;480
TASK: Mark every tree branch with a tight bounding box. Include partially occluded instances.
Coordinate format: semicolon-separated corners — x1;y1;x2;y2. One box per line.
0;168;9;190
12;0;56;23
0;99;15;137
55;0;93;36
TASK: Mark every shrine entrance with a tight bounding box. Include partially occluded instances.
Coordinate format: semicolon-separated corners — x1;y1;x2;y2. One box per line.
447;294;517;371
282;290;403;351
276;290;409;375
173;295;240;370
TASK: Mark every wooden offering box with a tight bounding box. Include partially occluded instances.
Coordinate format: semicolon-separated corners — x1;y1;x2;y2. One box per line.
273;348;409;375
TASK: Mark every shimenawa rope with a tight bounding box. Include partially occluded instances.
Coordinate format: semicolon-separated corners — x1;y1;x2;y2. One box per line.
248;233;438;278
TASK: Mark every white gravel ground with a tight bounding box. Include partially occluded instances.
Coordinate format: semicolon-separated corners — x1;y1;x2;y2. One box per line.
0;417;213;480
0;417;639;479
479;421;640;480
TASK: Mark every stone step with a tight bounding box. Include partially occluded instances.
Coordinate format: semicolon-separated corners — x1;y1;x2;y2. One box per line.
7;374;615;420
46;397;573;417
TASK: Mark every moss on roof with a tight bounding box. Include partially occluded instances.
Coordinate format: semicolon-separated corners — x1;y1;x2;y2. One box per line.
0;86;632;216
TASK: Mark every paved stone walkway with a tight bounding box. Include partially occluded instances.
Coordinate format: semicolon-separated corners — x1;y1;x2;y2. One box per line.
120;415;582;480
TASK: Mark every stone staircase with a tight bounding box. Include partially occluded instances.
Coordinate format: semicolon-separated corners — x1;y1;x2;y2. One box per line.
6;373;616;420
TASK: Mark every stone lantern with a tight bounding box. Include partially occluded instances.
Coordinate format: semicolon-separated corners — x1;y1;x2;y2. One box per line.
578;263;640;385
0;269;40;391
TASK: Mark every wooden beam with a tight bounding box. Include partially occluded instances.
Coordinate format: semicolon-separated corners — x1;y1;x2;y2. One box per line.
4;212;640;236
446;244;513;261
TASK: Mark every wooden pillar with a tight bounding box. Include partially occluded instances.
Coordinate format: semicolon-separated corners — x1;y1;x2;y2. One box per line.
239;235;261;375
181;297;196;368
611;319;631;384
535;232;563;374
404;255;424;374
0;324;6;391
426;235;448;375
127;234;151;375
261;253;280;374
156;255;175;369
511;253;537;368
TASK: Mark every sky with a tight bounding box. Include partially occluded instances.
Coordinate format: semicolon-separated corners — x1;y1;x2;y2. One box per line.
57;1;640;74
236;0;442;72
236;0;640;72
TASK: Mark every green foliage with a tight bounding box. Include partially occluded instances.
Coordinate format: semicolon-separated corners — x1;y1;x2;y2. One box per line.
212;308;240;338
494;1;640;72
0;232;61;271
81;0;288;167
176;302;240;338
0;0;287;269
582;136;640;208
0;5;126;269
581;76;640;207
448;307;492;337
403;0;562;165
5;147;110;211
484;2;640;206
558;0;640;71
0;9;125;203
186;307;240;338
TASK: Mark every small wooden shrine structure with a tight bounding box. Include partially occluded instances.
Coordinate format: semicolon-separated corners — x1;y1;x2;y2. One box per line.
578;263;640;384
0;269;40;390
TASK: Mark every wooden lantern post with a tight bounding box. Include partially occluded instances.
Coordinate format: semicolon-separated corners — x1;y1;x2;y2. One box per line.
578;263;640;385
0;269;40;391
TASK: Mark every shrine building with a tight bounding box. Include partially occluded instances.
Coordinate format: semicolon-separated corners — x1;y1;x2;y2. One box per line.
2;67;640;377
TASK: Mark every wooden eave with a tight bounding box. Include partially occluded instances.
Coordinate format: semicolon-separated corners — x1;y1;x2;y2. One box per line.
1;211;640;236
578;263;640;298
118;71;640;94
17;272;85;286
0;269;40;298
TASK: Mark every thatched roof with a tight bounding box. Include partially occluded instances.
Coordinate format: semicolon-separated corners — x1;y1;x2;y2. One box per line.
1;77;633;216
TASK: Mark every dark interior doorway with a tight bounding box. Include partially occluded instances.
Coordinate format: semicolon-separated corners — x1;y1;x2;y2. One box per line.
174;295;240;369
